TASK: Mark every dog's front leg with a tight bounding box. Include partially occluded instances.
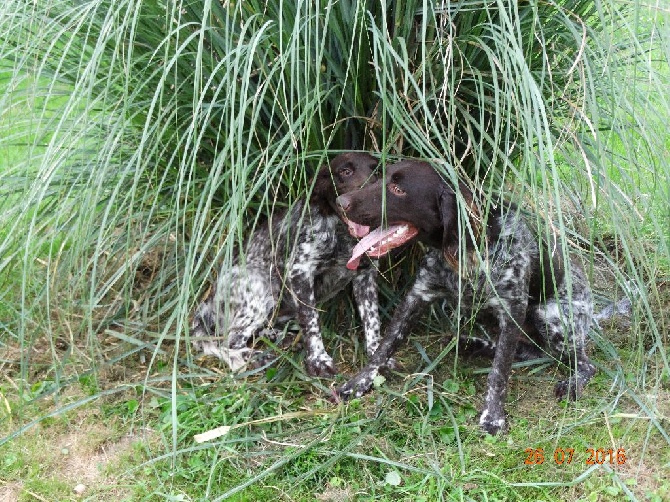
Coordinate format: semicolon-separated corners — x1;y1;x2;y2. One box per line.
478;313;522;436
337;257;451;399
336;282;436;399
351;268;381;357
289;267;337;377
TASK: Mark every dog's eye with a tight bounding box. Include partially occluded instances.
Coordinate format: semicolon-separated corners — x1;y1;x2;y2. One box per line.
339;167;353;177
388;183;406;196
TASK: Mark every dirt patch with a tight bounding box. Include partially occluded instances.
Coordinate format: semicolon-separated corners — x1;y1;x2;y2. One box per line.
52;417;155;500
316;485;356;501
56;425;141;488
0;483;22;502
2;413;152;501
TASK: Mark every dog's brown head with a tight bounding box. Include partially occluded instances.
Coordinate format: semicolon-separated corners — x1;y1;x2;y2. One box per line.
337;160;482;271
312;152;379;220
312;152;379;239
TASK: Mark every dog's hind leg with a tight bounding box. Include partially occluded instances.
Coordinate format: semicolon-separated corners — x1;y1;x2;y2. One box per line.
192;266;277;372
532;265;596;401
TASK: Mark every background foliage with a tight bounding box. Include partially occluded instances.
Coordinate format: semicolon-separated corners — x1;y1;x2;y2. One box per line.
1;0;668;499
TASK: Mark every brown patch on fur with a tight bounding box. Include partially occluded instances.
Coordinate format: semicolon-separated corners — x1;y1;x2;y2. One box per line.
442;183;483;277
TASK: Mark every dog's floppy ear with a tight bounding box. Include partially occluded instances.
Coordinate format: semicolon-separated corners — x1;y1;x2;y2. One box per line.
437;185;459;269
438;182;481;272
311;162;337;215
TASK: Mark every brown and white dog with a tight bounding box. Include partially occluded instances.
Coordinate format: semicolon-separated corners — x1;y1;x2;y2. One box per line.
336;160;596;435
191;153;381;377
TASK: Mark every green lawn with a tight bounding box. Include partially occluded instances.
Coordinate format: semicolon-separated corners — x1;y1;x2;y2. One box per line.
2;317;669;500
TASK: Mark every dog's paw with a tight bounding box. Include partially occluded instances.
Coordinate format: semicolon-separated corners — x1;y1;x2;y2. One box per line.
304;353;337;378
194;341;257;373
479;407;508;436
335;367;379;401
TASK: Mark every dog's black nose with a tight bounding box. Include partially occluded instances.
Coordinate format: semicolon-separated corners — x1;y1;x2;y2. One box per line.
336;193;352;212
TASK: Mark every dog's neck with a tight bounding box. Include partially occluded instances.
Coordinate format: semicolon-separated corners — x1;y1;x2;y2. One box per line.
441;211;502;276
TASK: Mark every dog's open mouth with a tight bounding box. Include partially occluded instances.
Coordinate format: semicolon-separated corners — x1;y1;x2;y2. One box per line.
346;223;419;270
342;216;370;239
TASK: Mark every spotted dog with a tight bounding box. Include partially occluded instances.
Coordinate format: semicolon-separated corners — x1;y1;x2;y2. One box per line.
336;160;596;435
191;153;381;377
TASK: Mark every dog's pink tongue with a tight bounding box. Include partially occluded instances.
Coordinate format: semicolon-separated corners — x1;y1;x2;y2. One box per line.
346;223;419;270
345;218;370;239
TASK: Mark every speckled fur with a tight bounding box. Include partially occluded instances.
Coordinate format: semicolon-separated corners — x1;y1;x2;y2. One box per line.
335;160;596;435
191;153;381;377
